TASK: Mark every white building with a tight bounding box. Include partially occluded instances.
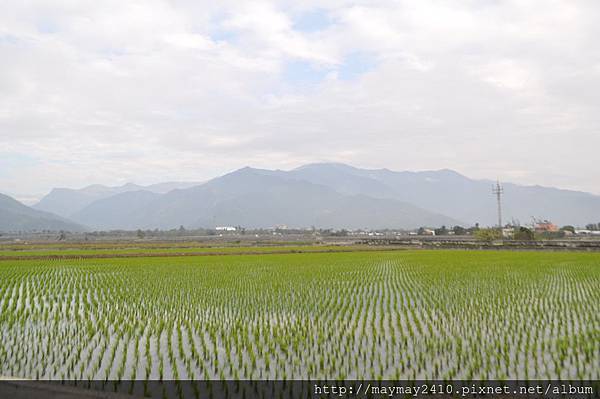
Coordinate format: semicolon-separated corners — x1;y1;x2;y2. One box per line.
215;226;236;231
575;229;600;236
502;227;515;238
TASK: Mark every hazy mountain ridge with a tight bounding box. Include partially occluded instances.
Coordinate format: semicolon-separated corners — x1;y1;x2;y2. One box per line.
33;181;202;218
71;167;461;230
279;163;600;226
24;163;600;231
0;193;85;232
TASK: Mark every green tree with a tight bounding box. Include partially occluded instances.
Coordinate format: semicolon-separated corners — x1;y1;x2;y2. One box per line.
513;227;535;241
452;225;467;235
434;225;448;236
474;228;502;241
561;225;575;234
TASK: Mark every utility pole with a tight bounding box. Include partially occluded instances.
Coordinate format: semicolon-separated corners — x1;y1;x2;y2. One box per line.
492;180;504;229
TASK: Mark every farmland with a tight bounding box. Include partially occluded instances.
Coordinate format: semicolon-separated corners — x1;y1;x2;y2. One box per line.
0;249;598;385
0;243;375;259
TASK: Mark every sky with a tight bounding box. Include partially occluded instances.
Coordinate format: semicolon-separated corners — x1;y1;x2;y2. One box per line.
1;0;599;203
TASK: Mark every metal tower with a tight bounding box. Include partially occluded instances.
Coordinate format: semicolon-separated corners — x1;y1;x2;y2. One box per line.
492;181;504;229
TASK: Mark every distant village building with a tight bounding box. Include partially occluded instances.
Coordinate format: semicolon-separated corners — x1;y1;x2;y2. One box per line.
502;227;515;239
575;229;600;236
534;220;559;233
215;226;237;231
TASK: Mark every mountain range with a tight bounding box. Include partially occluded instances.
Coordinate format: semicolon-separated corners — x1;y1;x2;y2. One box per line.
0;193;84;232
34;181;201;218
68;167;460;230
1;163;599;232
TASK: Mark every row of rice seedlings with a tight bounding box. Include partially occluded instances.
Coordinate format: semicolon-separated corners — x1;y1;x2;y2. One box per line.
0;251;598;390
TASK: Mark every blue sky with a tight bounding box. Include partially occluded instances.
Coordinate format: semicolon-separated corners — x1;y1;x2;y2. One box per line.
281;52;377;88
337;52;377;80
282;60;329;85
292;8;332;32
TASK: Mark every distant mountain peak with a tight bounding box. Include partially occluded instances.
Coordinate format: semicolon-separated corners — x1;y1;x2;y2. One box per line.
433;168;464;176
294;163;466;177
294;162;356;170
34;180;203;218
0;192;84;232
81;184;109;190
221;167;255;178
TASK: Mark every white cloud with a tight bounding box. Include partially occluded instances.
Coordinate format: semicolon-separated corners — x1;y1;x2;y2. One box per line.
1;0;599;201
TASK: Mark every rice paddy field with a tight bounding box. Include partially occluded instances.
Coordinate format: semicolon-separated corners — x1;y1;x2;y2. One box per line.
0;243;369;258
0;249;598;385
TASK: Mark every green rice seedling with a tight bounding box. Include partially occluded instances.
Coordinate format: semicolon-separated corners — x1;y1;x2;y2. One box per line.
0;249;597;389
